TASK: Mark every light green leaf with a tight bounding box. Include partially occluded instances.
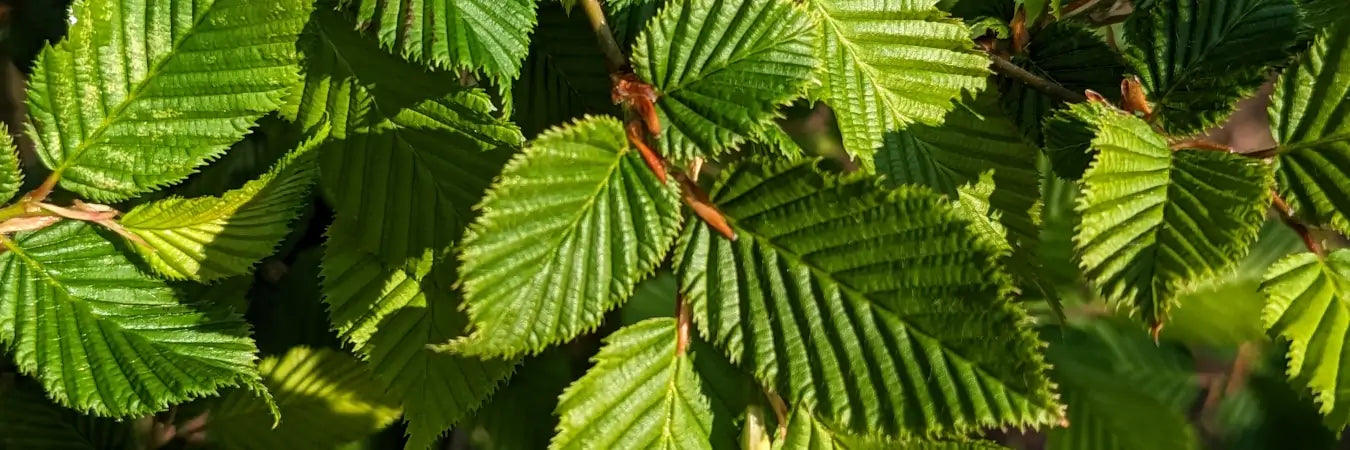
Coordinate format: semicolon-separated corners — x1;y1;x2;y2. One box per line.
1262;249;1350;429
0;123;21;204
1167;222;1303;348
0;221;266;417
454;116;682;358
322;219;513;450
999;22;1125;145
807;0;990;163
119;127;326;282
675;159;1060;436
343;0;537;89
190;346;401;450
777;407;1008;449
551;318;723;449
24;0;312;202
291;9;523;264
1074;107;1273;325
0;379;134;449
1123;0;1302;135
632;0;818;160
1045;325;1201;450
875;91;1040;255
1269;24;1350;236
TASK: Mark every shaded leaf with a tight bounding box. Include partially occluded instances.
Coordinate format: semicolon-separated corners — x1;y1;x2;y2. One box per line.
1261;249;1350;429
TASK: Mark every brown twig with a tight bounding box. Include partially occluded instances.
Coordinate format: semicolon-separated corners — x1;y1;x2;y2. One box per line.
579;0;628;74
1272;192;1324;257
675;293;692;355
988;53;1088;104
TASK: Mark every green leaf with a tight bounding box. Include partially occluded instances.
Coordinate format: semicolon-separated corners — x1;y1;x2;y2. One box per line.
291;9;523;264
1123;0;1302;135
1074;107;1273;324
512;3;615;138
875;91;1041;255
0;123;22;204
322;219;513;450
24;0;312;202
999;22;1125;145
1045;325;1201;450
1269;24;1350;236
0;221;266;417
1042;101;1117;180
632;0;818;160
777;407;1008;449
454;116;682;357
1166;222;1303;348
189;346;401;449
807;0;990;163
343;0;537;89
0;379;134;449
551;318;725;449
675;159;1060;436
1261;249;1350;429
119;126;326;282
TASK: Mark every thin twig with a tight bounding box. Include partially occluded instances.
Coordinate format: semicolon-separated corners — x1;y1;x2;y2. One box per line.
579;0;629;73
676;293;692;355
988;54;1088;103
1272;192;1324;257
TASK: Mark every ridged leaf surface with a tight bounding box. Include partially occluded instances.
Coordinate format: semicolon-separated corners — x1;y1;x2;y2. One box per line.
322;220;513;449
291;9;522;263
1262;249;1350;429
550;318;716;450
0;123;21;203
190;346;401;449
778;407;1007;449
1123;0;1302;135
1074;107;1272;324
632;0;818;160
0;221;265;417
1269;24;1350;236
807;0;990;161
343;0;536;88
455;116;682;357
120;128;325;281
675;159;1059;436
24;0;312;201
999;22;1124;145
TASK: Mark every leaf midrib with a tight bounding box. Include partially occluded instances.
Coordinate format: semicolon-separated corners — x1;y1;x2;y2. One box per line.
47;5;219;178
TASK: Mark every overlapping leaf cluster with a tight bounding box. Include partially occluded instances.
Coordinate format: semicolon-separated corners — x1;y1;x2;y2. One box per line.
1;0;1349;448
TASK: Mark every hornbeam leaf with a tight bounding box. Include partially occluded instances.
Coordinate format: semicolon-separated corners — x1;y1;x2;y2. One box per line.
187;346;401;449
322;220;513;450
291;9;523;264
342;0;537;90
454;116;682;358
778;407;1009;449
1074;106;1273;325
120;126;327;282
632;0;818;160
1123;0;1302;135
1269;24;1350;236
875;91;1040;255
806;0;990;163
999;22;1125;145
0;123;21;204
0;221;267;417
0;379;135;449
24;0;313;201
1262;249;1350;429
675;159;1060;436
550;318;726;449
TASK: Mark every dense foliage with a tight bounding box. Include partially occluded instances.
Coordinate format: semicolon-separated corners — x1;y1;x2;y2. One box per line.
0;0;1346;448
